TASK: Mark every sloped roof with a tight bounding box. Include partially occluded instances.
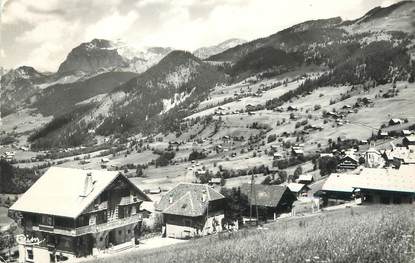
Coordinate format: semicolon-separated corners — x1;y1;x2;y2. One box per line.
323;165;415;194
354;165;415;193
340;154;359;163
10;167;150;218
240;184;290;207
298;174;313;182
404;135;415;142
156;183;224;217
287;183;308;193
322;173;361;193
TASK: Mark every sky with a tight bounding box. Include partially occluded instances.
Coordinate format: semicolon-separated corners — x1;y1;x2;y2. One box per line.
0;0;401;72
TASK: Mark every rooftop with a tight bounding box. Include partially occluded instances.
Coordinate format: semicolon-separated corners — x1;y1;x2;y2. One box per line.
10;167;150;218
240;184;291;207
323;165;415;194
156;183;224;217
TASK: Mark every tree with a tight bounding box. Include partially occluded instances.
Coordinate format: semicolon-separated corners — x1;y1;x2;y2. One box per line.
319;156;338;176
267;134;277;143
136;167;143;177
0;225;17;259
293;166;303;180
188;150;207;161
220;187;248;224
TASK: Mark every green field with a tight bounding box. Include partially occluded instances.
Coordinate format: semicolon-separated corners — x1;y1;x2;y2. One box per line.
92;205;415;263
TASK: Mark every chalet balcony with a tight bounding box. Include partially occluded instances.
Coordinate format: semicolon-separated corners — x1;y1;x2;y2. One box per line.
32;213;142;237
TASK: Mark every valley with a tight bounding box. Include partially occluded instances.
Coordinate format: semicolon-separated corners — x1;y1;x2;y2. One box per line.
1;1;415;262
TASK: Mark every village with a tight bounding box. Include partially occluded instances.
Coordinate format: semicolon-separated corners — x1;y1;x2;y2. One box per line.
1;1;415;262
1;77;415;262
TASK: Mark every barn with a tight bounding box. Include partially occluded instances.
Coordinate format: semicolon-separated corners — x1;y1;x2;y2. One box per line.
240;184;296;221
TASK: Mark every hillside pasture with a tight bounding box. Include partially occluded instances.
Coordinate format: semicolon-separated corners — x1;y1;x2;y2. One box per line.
92;205;415;263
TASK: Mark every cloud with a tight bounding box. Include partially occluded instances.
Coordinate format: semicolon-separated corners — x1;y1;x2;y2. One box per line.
84;10;139;40
1;0;403;71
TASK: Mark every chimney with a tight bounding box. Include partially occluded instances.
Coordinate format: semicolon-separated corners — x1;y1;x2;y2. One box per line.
169;195;173;204
202;190;207;203
80;172;93;197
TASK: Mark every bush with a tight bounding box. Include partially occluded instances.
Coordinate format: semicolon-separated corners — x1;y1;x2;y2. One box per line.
189;150;207;161
267;134;277;143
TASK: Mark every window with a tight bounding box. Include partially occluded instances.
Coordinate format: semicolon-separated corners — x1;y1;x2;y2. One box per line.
99;237;103;242
183;219;192;227
127;229;131;234
118;230;122;235
27;249;33;260
41;215;53;226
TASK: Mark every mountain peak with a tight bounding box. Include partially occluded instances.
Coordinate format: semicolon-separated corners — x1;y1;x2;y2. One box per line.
342;0;415;33
57;39;125;74
193;38;247;59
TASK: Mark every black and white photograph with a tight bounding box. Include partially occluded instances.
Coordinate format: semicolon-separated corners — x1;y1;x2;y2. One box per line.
0;0;415;262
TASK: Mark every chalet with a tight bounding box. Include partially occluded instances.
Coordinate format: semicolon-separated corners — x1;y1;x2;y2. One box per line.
208;178;222;185
342;105;352;109
326;111;340;119
297;174;314;185
273;106;284;112
379;131;389;138
9;167;151;263
364;148;384;168
291;147;304;156
389;118;404;126
240;184;296;220
402;130;412;136
403;135;415;147
353;165;415;204
273;153;283;160
287;183;310;197
320;173;360;201
287;105;298;111
156;183;225;239
337;154;359;170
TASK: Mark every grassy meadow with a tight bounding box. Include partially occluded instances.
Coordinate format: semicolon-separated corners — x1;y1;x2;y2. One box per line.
93;205;415;263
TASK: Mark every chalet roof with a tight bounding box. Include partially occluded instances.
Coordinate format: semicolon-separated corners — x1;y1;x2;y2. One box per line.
287;183;308;193
323;165;415;194
10;167;150;218
322;173;360;193
240;184;291;207
340;154;358;163
156;183;224;217
209;178;222;184
353;165;415;193
297;174;313;182
404;135;415;142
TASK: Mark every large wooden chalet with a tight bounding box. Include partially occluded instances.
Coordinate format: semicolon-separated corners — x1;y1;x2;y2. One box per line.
320;165;415;205
156;183;225;239
9;167;151;263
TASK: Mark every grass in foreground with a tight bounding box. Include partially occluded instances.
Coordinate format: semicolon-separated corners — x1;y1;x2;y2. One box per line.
94;205;415;263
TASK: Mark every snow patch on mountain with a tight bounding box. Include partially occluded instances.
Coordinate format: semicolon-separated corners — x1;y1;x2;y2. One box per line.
165;62;198;88
194;39;246;59
160;89;194;114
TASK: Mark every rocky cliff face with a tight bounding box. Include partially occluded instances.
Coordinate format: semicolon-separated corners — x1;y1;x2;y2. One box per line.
0;66;46;115
57;39;173;74
57;39;127;74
